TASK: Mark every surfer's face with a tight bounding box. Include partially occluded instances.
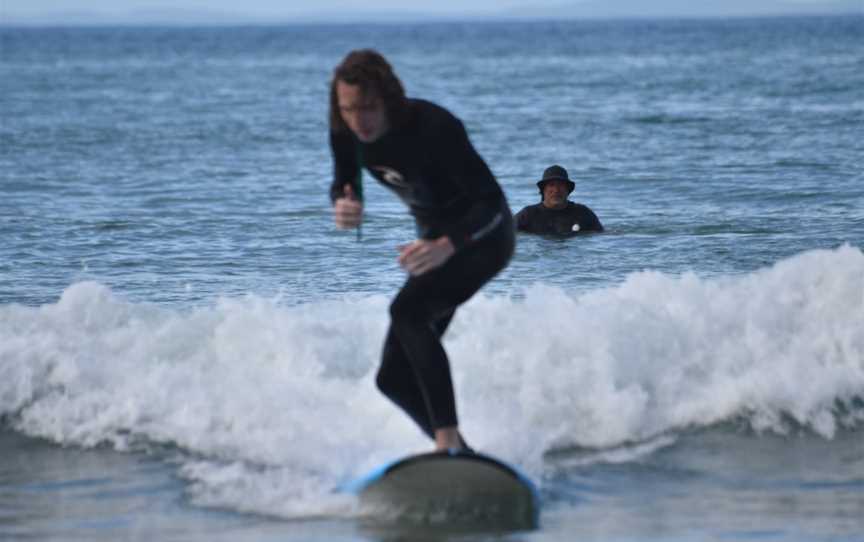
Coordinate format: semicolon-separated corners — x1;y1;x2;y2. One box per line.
542;180;569;209
337;81;389;143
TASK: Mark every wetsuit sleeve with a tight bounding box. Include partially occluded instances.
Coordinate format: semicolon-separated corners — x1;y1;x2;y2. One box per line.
329;130;363;203
514;206;532;232
583;207;604;232
434;115;505;250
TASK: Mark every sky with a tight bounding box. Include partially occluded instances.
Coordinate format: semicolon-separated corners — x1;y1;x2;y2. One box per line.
1;0;861;24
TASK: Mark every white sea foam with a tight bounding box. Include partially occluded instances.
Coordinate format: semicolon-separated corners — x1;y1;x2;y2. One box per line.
1;245;862;518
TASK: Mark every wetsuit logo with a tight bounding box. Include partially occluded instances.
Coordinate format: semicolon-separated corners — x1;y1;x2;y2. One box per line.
370;166;408;188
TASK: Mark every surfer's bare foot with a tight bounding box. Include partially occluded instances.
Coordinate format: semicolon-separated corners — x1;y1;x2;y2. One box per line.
434;426;461;451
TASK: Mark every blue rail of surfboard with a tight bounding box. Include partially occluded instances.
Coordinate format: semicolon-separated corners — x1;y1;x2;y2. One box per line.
338;457;400;494
511;463;542;527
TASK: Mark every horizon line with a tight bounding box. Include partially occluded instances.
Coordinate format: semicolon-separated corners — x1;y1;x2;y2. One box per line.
1;9;862;28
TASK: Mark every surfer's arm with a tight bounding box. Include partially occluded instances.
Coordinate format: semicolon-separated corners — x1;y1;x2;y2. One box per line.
580;206;603;233
514;207;532;232
329;130;364;229
329;130;363;202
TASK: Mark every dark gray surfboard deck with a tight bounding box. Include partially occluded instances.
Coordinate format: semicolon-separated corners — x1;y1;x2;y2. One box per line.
346;450;540;530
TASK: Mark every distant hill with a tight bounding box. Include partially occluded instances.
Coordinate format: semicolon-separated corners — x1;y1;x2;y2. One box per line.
1;1;862;26
502;0;863;19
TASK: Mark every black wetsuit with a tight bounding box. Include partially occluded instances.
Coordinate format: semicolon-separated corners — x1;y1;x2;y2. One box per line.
330;98;514;438
514;201;603;236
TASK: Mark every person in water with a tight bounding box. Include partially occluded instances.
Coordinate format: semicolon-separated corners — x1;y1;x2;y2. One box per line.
329;49;514;452
515;165;603;235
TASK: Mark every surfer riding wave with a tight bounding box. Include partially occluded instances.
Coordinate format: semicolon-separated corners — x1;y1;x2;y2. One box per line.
328;49;514;452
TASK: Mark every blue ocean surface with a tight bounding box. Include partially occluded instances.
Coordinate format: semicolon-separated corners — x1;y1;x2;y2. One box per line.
1;15;863;541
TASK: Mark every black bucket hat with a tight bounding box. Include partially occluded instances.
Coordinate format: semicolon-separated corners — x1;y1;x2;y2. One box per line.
536;165;575;195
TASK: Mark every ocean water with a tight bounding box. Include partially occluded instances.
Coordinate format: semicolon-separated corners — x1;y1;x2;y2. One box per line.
1;15;863;542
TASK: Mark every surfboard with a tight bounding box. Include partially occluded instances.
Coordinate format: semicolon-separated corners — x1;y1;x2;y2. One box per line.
344;450;540;530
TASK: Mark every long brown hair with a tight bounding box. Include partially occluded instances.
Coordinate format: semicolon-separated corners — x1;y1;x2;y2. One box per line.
329;49;407;133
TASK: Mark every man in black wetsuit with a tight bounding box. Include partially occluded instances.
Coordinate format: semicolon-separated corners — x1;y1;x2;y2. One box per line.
515;165;603;235
328;49;514;452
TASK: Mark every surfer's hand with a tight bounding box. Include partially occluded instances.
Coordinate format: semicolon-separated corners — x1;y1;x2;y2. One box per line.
397;236;455;276
334;185;363;229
